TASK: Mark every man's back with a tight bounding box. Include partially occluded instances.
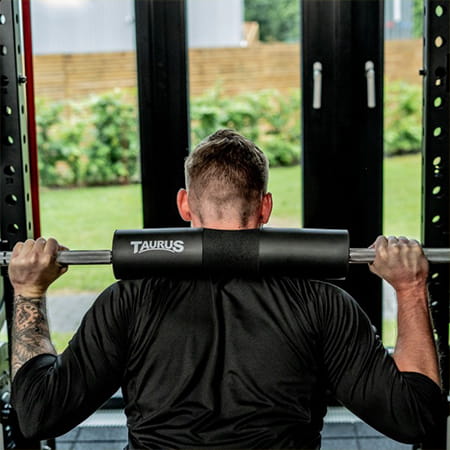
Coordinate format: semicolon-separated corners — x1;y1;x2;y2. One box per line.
123;276;326;448
12;276;441;448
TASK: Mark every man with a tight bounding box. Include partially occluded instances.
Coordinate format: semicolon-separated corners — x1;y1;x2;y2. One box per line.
10;129;442;449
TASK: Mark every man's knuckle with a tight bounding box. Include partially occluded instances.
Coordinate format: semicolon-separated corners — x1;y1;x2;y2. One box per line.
39;254;52;265
28;253;38;264
389;245;401;255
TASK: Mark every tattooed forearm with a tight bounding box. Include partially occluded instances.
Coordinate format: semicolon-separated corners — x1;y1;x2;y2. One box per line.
12;295;56;379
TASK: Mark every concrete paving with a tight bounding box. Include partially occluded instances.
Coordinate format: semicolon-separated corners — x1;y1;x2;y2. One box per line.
47;292;99;333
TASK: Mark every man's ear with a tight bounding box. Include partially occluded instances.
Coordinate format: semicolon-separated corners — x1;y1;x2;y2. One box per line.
177;189;192;222
260;192;273;224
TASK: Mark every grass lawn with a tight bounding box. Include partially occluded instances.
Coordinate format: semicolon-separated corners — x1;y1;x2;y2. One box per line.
268;165;302;227
383;153;422;239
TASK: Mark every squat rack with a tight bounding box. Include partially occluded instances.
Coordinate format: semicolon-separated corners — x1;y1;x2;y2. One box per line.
0;1;449;449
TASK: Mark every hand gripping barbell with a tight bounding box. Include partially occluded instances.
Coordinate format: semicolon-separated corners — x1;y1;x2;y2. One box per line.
1;228;449;280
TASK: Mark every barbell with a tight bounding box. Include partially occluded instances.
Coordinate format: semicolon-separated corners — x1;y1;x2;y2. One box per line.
1;228;449;280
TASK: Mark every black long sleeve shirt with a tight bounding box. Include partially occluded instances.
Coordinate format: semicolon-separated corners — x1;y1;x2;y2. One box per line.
12;277;442;449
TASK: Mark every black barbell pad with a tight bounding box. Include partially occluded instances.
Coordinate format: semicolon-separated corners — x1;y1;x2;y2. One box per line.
112;228;203;279
203;228;260;275
112;228;349;280
259;228;349;278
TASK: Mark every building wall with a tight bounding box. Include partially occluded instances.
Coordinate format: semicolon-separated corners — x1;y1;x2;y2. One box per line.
384;39;423;85
30;0;416;56
30;0;243;54
187;0;244;48
30;0;136;54
32;40;423;101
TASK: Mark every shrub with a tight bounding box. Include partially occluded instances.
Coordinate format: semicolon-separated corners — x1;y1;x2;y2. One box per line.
255;89;301;165
35;81;422;186
85;90;139;185
384;81;422;156
191;86;301;166
36;99;65;186
36;90;139;187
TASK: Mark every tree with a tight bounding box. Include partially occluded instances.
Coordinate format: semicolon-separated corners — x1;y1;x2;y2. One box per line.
244;0;300;42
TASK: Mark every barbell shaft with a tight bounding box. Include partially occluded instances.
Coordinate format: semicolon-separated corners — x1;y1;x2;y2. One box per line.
0;250;112;266
1;248;449;267
0;229;449;281
53;250;112;265
349;248;450;264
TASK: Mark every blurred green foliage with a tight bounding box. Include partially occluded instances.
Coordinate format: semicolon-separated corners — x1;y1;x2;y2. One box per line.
191;86;301;167
36;81;422;186
384;81;422;156
85;91;139;185
36;90;139;187
244;0;300;42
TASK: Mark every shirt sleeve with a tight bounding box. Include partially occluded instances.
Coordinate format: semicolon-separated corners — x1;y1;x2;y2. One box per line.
11;281;134;440
313;281;444;444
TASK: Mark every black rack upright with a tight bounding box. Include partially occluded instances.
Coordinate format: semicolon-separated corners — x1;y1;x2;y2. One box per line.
0;0;39;448
134;0;190;228
421;1;450;448
301;0;384;331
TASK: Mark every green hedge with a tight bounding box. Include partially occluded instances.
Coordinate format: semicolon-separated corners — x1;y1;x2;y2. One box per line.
384;81;422;156
37;91;139;187
191;87;301;166
36;82;422;187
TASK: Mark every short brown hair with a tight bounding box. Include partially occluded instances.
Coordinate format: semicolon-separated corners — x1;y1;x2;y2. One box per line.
185;129;269;224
